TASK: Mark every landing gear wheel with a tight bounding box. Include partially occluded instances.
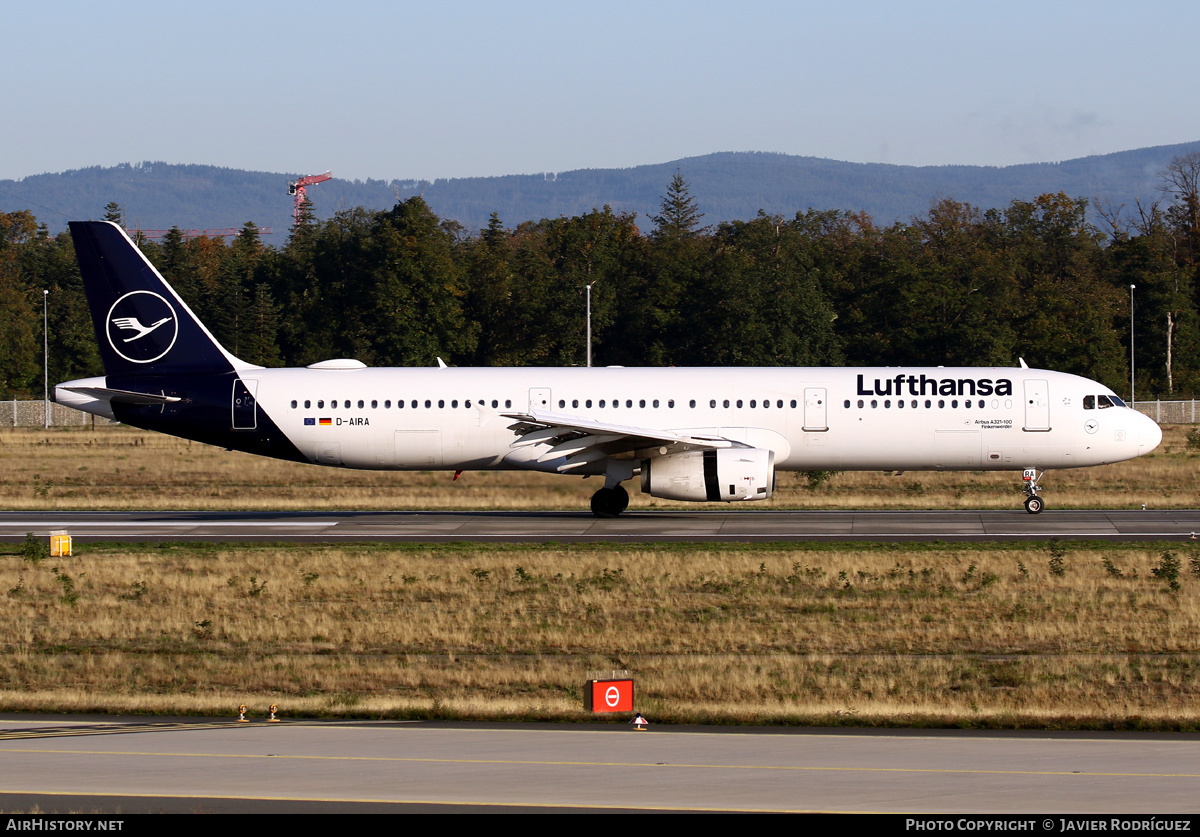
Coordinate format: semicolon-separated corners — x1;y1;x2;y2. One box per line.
590;486;629;518
1021;468;1045;515
612;484;629;514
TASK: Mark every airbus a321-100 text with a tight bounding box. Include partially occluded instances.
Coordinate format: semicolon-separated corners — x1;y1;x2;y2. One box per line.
55;221;1162;517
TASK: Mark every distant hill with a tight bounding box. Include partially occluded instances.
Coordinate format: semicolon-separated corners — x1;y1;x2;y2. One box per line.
4;142;1200;242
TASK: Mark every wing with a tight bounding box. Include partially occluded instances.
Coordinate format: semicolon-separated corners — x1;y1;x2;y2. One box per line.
111;317;144;332
502;409;739;472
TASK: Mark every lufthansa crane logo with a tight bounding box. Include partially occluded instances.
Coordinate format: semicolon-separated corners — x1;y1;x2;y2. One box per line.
106;291;179;364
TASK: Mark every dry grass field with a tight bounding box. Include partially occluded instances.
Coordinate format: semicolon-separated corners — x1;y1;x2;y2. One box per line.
2;424;1198;728
1;423;1198;511
2;540;1199;729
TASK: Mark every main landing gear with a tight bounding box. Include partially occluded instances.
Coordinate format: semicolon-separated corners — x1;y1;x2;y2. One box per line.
1022;468;1044;514
590;485;629;518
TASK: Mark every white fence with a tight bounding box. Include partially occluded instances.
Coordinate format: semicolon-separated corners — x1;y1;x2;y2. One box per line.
0;401;111;427
3;399;1200;427
1131;400;1200;424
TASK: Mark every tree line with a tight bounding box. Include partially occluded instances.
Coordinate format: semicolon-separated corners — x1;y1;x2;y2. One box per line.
2;157;1199;401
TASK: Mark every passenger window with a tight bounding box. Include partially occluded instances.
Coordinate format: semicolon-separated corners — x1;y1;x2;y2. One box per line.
572;400;579;408
385;400;391;408
465;400;472;408
626;400;633;408
586;400;592;408
790;400;797;408
871;400;878;408
425;400;432;408
357;400;364;409
844;400;850;408
897;400;904;409
750;400;757;408
492;400;498;408
736;400;743;408
600;400;606;408
304;400;311;409
884;400;891;408
505;400;512;408
857;400;864;408
290;400;297;409
330;400;337;410
640;399;647;408
452;400;458;408
559;400;565;408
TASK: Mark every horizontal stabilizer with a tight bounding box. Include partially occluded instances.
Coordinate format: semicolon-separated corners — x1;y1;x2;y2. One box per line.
62;386;181;405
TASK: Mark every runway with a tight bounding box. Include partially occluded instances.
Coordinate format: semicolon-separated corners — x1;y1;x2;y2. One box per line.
0;717;1197;813
2;508;1200;543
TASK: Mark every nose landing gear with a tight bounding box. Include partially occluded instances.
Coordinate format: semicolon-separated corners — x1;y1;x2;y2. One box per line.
1022;468;1044;514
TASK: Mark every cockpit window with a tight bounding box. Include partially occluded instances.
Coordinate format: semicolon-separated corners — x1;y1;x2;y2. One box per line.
1109;395;1127;407
1097;395;1115;409
1083;395;1095;410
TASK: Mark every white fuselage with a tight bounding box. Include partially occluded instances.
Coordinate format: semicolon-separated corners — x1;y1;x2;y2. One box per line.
239;365;1160;474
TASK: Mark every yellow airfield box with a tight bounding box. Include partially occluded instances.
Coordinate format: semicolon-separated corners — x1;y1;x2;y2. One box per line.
49;531;72;557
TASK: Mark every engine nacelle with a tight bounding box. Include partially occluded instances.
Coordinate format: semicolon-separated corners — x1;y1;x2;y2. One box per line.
641;448;775;502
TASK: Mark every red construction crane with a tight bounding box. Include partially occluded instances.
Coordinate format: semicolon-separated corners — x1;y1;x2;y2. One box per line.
133;228;274;241
288;171;332;225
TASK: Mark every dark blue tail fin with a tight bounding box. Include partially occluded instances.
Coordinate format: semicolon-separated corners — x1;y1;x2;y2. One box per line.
69;221;246;378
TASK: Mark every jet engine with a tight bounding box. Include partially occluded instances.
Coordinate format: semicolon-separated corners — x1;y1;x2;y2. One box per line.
641;447;775;502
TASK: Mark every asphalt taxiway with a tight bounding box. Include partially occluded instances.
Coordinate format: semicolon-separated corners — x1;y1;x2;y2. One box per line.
2;508;1200;543
0;717;1197;813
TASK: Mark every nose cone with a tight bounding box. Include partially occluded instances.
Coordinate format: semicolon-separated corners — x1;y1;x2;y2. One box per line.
1136;412;1162;454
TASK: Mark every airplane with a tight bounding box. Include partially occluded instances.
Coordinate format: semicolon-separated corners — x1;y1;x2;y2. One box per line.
55;220;1163;517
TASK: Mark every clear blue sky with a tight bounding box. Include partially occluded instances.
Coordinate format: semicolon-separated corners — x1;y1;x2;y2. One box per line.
4;0;1197;182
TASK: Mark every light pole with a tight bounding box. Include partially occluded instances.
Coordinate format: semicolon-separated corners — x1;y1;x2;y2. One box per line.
42;289;49;428
1129;284;1136;407
586;282;594;368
